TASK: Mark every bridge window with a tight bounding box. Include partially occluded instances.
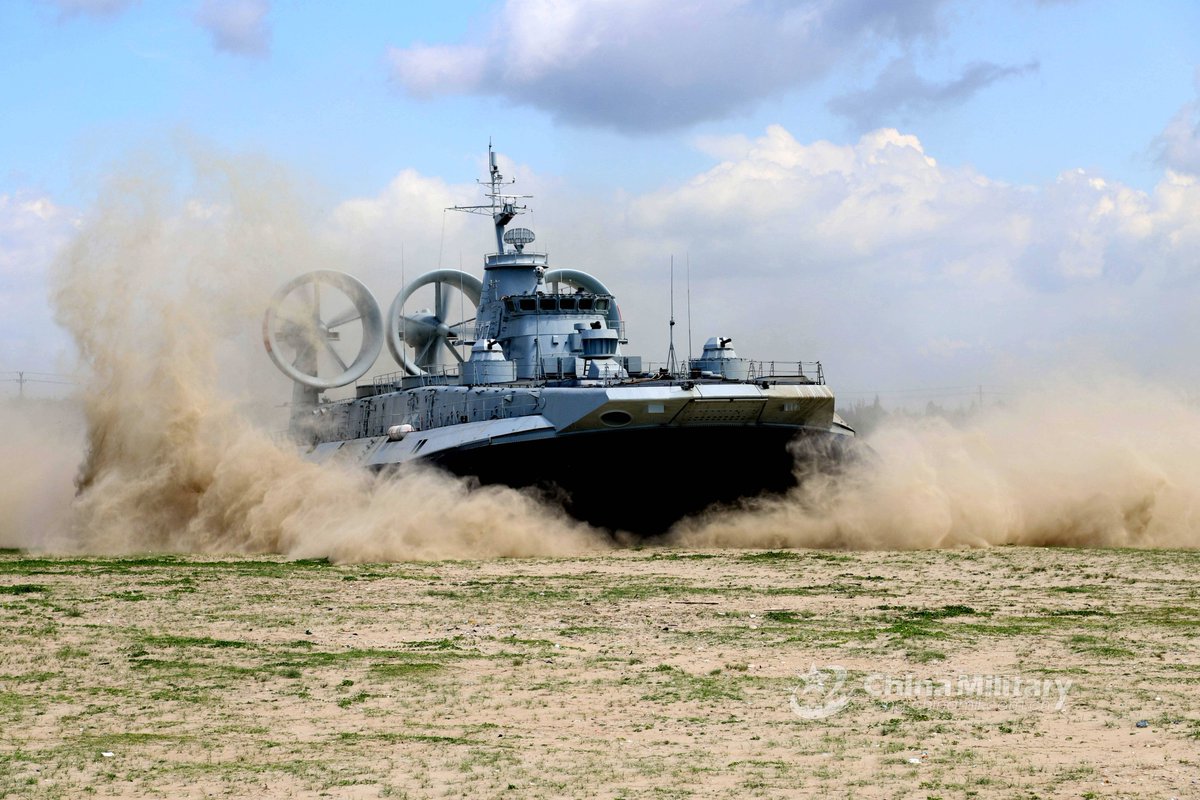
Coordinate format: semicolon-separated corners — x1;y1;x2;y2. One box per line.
504;298;515;311
539;297;557;311
595;299;609;311
578;297;593;310
518;298;536;311
559;297;576;311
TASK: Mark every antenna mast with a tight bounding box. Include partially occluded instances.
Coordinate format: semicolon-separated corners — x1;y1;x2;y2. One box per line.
449;142;531;253
666;255;678;375
686;252;693;365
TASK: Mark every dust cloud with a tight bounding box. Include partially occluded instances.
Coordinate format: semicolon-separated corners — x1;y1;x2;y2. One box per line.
10;144;1200;559
35;145;600;561
0;400;83;550
673;381;1200;550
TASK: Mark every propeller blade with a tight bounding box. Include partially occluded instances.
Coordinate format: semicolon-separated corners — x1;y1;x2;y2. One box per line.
323;339;348;372
326;306;361;329
415;336;436;367
290;345;318;377
275;318;306;339
435;282;450;324
283;316;325;352
442;337;465;364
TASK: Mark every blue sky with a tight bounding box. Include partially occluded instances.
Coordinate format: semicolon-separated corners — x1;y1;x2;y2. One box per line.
2;0;1195;199
2;0;1199;403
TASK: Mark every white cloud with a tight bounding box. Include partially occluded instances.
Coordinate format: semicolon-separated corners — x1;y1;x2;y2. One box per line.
43;0;273;58
389;0;952;132
327;168;488;290
327;124;1200;395
42;0;138;19
618;126;1200;388
195;0;271;58
0;195;75;279
554;130;1198;385
0;193;78;369
1154;69;1200;176
628;125;1199;284
390;45;489;98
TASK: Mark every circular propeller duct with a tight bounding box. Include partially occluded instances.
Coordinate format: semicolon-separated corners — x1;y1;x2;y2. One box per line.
543;269;623;331
387;269;483;376
262;270;384;390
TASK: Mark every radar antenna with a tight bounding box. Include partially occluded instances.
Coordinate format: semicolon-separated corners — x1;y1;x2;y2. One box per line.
503;227;536;252
450;142;532;253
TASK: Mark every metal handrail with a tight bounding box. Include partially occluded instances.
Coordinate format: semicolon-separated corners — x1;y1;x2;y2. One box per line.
747;361;824;384
639;359;825;384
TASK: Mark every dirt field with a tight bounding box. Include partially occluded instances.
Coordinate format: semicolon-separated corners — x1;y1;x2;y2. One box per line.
1;546;1197;799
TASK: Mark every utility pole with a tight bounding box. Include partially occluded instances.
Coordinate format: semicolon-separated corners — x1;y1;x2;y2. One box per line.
17;371;24;400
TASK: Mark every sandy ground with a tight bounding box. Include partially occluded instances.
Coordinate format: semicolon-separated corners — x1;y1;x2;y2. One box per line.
1;546;1197;799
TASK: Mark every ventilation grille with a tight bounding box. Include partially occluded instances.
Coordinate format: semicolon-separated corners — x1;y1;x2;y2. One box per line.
675;399;765;425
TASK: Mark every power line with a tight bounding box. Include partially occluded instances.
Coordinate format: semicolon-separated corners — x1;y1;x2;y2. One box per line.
0;371;79;378
0;371;81;398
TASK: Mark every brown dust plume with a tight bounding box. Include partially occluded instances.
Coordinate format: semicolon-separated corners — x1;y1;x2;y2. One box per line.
43;147;602;561
0;399;83;550
17;145;1200;558
672;381;1200;550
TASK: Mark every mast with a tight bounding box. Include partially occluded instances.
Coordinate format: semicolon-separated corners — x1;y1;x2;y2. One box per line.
667;255;678;374
686;252;693;365
450;142;530;253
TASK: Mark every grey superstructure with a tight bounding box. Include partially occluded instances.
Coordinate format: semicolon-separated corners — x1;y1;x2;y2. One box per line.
263;148;854;534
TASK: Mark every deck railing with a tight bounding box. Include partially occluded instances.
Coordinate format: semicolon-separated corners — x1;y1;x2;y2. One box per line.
747;361;824;384
352;358;825;399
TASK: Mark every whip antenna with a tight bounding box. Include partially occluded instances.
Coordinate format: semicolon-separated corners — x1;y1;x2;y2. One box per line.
686;252;693;365
667;255;678;374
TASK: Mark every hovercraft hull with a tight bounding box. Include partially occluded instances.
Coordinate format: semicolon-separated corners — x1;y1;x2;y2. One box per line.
421;424;850;536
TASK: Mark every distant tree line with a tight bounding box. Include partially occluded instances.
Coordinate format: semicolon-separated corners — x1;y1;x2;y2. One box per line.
839;395;994;437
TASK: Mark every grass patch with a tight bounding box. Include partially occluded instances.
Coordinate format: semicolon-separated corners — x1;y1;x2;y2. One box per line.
269;647;458;670
1132;606;1200;628
739;550;802;562
140;634;252;649
878;604;978;620
335;731;475;746
598;582;732;601
559;625;617;636
956;618;1055;636
75;731;196;747
1066;634;1134;659
1043;608;1106;618
649;552;720;561
369;662;443;679
0;584;48;595
108;591;147;601
640;669;745;703
402;638;465;651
